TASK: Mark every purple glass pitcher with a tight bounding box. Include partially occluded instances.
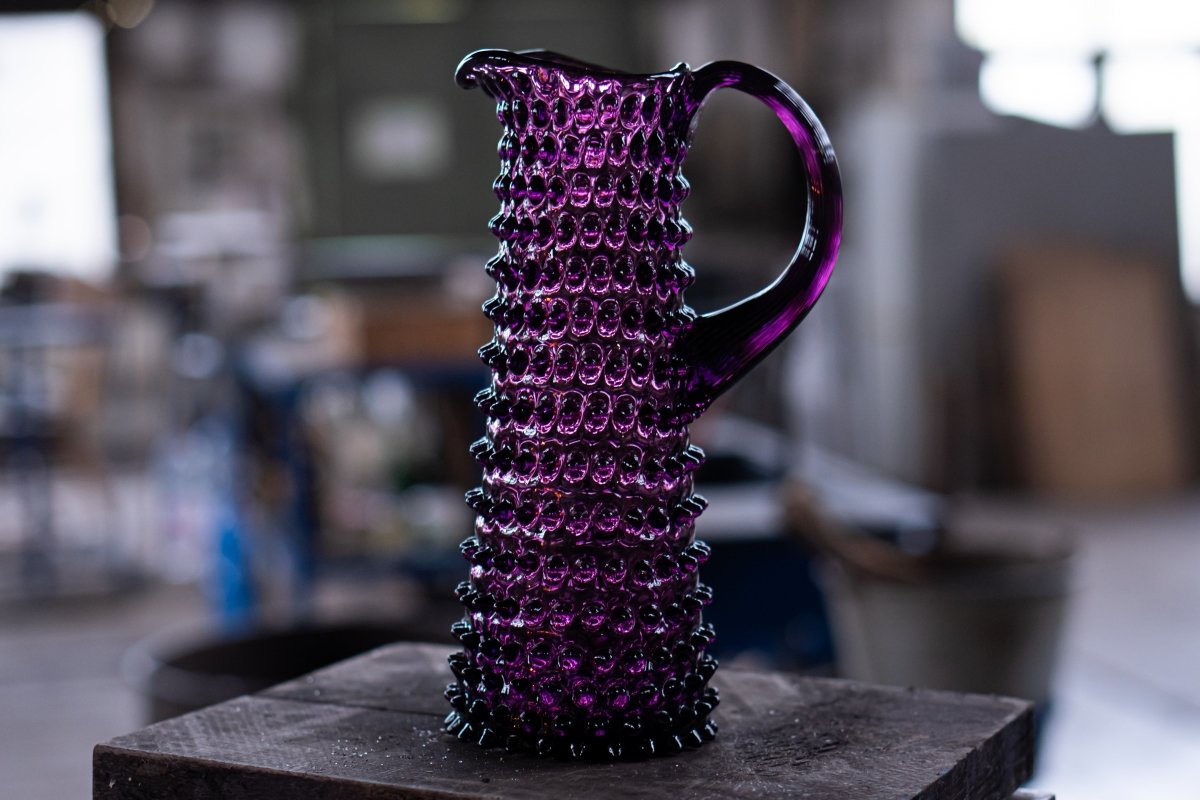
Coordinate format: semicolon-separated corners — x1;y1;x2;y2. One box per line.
446;49;842;760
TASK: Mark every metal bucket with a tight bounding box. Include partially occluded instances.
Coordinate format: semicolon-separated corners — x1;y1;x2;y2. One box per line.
123;622;449;723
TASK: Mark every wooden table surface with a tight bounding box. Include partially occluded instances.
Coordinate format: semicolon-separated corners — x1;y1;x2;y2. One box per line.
94;643;1040;800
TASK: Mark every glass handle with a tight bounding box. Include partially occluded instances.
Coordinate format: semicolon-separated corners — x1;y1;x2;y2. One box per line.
679;61;843;414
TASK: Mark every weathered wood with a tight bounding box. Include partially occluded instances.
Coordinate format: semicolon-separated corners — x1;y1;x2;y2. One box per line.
95;643;1036;800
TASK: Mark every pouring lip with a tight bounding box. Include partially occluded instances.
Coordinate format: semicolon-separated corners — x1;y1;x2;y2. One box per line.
456;48;689;89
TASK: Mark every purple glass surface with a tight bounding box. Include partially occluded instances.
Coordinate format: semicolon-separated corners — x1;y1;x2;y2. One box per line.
446;49;842;760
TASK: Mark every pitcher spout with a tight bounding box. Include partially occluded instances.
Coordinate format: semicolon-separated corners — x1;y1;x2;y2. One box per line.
454;49;516;93
456;49;686;98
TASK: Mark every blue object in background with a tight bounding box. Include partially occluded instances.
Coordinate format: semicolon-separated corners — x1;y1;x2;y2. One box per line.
211;490;256;632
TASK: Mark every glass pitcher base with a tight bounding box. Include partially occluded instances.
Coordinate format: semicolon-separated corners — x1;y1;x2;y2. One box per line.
443;707;717;760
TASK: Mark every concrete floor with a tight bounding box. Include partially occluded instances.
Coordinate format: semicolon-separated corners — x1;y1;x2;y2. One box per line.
0;585;208;800
1024;498;1200;798
1;500;1199;798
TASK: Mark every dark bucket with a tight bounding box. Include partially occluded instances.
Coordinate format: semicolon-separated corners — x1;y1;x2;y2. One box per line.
124;622;449;723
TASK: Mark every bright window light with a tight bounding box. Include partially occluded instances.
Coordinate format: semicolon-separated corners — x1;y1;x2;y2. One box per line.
957;0;1200;52
1178;131;1200;302
979;53;1097;129
955;0;1097;54
1094;0;1200;49
957;0;1200;303
0;13;116;282
1101;50;1200;134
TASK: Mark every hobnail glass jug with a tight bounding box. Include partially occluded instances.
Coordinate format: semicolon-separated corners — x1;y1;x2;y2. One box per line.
445;48;842;760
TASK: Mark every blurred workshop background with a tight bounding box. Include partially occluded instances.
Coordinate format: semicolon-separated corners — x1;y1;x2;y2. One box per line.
1;0;1198;797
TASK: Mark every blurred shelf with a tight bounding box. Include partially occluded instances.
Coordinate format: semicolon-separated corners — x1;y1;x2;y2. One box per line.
299;234;493;284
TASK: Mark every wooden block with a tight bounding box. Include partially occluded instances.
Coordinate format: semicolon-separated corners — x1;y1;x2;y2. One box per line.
95;643;1036;800
999;244;1192;498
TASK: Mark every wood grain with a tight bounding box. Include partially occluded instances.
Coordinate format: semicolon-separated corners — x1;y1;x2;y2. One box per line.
95;643;1037;800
